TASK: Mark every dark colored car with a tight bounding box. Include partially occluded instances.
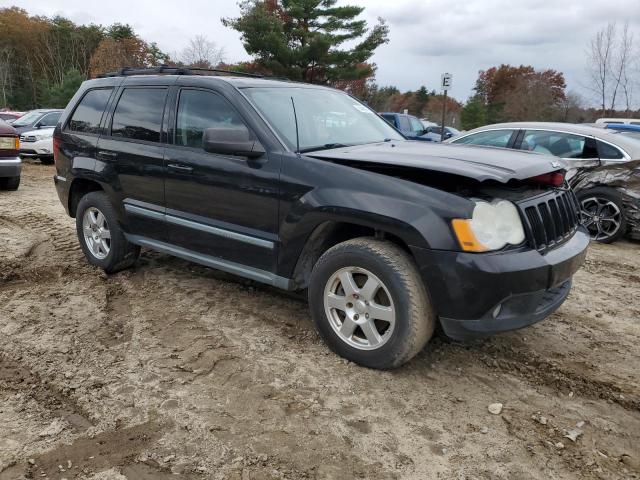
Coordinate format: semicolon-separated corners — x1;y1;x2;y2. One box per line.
0;119;21;190
10;109;62;135
380;112;432;141
0;111;23;123
53;68;589;369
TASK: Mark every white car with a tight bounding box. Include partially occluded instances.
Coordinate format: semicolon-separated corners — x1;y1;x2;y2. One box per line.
19;127;55;164
595;118;640;126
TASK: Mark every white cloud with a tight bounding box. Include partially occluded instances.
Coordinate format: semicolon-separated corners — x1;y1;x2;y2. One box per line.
5;0;640;105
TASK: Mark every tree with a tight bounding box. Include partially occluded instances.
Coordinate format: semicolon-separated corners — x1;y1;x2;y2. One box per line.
90;36;165;77
181;35;225;68
107;23;135;40
474;65;566;123
222;0;389;83
39;69;85;107
460;95;487;130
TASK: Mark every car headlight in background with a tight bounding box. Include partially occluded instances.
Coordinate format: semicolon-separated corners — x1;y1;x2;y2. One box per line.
452;199;525;252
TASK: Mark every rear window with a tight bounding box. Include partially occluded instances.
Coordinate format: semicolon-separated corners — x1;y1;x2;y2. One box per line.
68;89;112;134
111;88;167;143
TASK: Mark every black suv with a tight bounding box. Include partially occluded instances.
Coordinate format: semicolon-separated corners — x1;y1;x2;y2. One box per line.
53;67;589;369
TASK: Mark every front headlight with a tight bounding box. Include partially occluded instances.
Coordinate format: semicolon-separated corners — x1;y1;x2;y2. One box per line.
34;132;53;141
452;199;525;252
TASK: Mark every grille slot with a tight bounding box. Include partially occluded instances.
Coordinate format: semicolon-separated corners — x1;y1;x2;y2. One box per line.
520;190;580;251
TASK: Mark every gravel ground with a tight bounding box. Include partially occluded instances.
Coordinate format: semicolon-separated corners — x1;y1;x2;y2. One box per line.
0;162;639;480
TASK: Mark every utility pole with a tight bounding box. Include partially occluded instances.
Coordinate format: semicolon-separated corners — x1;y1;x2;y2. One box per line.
440;73;452;142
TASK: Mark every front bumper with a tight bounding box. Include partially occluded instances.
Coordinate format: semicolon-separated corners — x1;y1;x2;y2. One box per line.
20;138;53;157
411;228;589;340
0;157;22;178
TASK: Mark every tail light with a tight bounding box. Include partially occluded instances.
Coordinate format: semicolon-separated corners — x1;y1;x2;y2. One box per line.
527;170;565;187
53;136;61;166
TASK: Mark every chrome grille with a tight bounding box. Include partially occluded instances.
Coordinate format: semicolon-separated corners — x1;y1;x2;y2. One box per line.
519;190;580;251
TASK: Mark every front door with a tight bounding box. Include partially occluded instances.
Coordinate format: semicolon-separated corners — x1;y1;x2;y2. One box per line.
163;87;280;272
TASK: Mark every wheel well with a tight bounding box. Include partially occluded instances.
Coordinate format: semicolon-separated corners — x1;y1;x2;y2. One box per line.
291;221;413;290
69;179;103;217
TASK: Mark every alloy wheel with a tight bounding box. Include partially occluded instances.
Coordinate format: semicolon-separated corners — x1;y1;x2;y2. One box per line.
580;196;622;241
323;267;396;350
82;207;111;259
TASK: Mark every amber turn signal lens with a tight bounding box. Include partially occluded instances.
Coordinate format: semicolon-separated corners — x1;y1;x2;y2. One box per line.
451;219;487;252
14;137;20;150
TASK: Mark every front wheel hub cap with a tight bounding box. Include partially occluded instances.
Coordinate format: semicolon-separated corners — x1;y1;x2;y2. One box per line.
323;267;396;351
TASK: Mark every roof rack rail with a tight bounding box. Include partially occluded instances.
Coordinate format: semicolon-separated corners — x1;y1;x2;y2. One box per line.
97;65;266;79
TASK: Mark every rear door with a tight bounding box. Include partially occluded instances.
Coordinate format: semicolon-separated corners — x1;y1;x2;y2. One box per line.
163;86;280;272
60;87;115;179
97;84;170;240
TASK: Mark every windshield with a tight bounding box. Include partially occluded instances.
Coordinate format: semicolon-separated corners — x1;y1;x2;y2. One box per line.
12;110;42;126
243;87;403;152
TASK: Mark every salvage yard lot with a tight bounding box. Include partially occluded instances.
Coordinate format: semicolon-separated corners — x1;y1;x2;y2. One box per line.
0;162;639;480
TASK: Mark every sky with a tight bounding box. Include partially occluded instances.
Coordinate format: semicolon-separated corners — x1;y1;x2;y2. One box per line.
4;0;640;105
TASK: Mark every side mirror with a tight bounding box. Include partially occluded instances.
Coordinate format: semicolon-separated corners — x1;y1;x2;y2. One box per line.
203;126;265;158
34;122;42;129
445;132;453;139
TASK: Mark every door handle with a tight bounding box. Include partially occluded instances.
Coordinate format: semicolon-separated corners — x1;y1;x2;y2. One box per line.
167;163;193;173
97;150;118;159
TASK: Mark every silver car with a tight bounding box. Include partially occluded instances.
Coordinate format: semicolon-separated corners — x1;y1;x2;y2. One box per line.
448;122;640;243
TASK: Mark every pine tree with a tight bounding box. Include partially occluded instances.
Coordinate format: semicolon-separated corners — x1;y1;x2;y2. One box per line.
222;0;389;83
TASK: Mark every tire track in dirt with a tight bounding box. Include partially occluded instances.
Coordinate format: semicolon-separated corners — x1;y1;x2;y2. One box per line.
0;421;177;480
473;342;639;411
0;354;93;432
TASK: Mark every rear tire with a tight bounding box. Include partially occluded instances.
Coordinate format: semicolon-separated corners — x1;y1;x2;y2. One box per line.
576;187;626;243
308;238;434;369
0;176;20;191
76;191;140;273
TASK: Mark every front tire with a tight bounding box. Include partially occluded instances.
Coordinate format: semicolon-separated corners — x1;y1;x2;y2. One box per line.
0;176;20;191
40;156;54;165
309;238;435;369
577;187;626;243
76;191;140;273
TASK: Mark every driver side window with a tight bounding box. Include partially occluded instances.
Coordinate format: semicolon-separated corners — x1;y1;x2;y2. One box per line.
453;129;514;148
175;89;247;149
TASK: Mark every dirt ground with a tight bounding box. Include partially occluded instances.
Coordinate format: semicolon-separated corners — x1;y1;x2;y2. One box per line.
0;162;639;480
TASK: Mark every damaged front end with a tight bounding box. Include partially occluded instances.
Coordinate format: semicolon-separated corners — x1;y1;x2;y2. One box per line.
570;160;640;240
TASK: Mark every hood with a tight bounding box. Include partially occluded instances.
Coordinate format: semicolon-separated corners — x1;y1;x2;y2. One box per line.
20;127;55;137
306;141;566;183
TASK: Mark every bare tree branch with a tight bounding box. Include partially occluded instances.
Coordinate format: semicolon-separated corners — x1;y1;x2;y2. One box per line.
180;35;225;69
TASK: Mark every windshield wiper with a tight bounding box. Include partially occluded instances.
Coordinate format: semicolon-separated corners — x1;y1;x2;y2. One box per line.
299;143;352;153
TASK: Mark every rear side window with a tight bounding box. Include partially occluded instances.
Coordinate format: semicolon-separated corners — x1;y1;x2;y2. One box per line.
111;88;167;142
175;89;246;149
597;140;625;160
68;89;112;134
518;130;597;158
397;116;411;131
453;129;514;148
